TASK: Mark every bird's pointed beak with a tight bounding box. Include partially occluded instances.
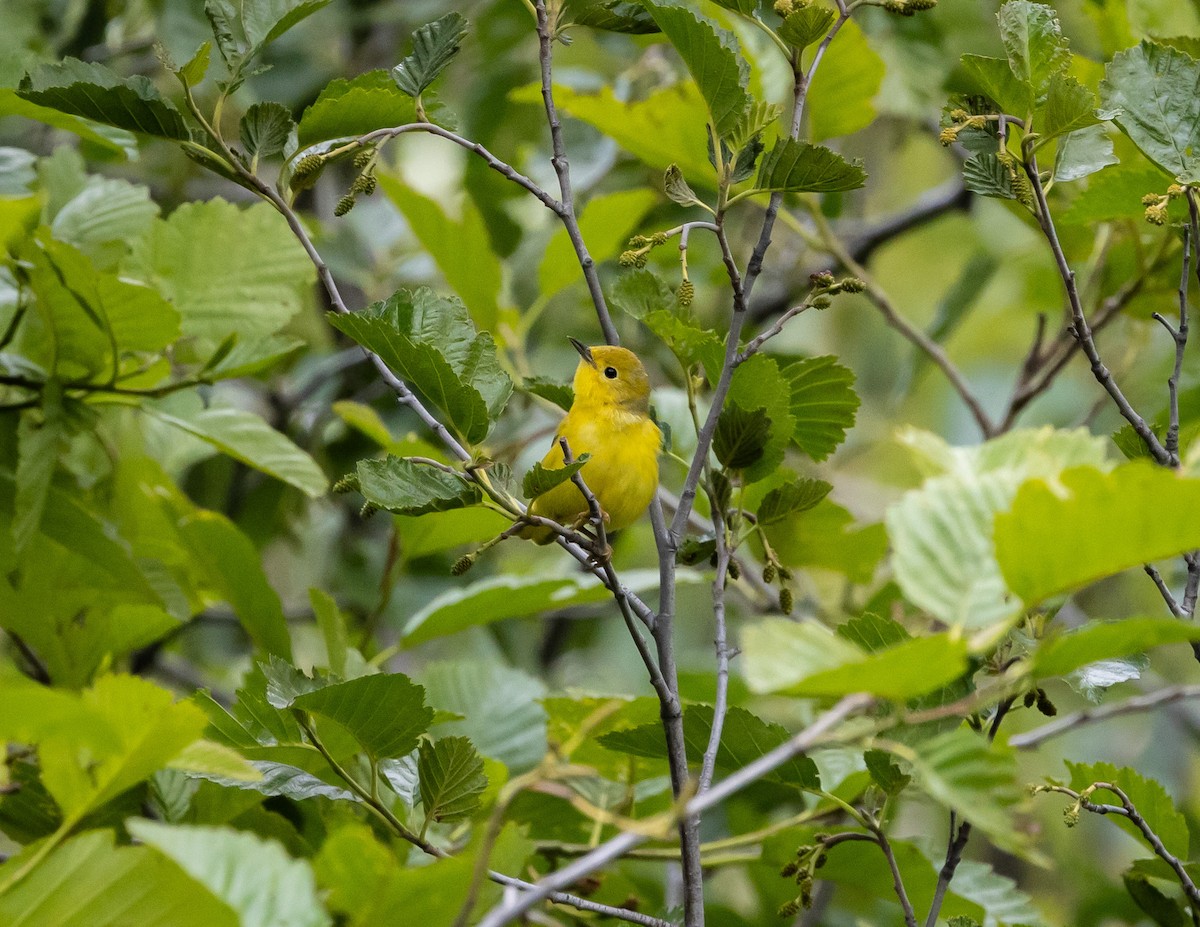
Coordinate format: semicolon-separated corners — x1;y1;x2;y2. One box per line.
569;337;596;368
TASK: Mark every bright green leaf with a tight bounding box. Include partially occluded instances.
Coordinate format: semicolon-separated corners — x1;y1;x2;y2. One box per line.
757;477;832;525
998;0;1071;99
779;7;836;49
522;454;589;500
783;355;860;461
239;102;294;160
418;736;487;824
1066;762;1189;859
355;456;480;516
1032;617;1200;678
296;71;419;147
807;19;884;142
291;673;435;760
755;139;867;193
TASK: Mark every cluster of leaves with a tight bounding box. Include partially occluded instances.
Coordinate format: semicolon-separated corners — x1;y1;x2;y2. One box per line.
5;0;1200;925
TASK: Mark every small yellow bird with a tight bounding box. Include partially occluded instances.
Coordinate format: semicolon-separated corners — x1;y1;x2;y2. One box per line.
521;338;661;544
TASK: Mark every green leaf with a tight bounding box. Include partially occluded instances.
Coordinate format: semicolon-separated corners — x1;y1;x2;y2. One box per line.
0;90;137;156
538;189;659;298
997;0;1071;99
598;704;820;789
837;611;911;653
1124;870;1186;927
728;354;795;481
1031;617;1200;678
608;268;674;320
898;728;1026;854
392;12;468;99
418;736;487;824
710;0;757;14
664;163;702;207
962;154;1017;199
13;385;65;553
194;760;356;802
757;478;832;525
1099;41;1200;182
239;101;294;159
755;139;867;193
640;1;750;137
378;175;503;330
995;462;1200;606
399;569;672;646
807;19;884;142
0;830;238;927
864;749;910;795
289;673;435;760
523;454;590;500
1054;125;1118;183
522;376;574;411
565;0;660;33
310;588;350;676
179;42;213;87
512;82;714;181
741;618;969;699
205;0;333;74
1040;73;1100;141
958;54;1034;116
421;661;547;772
779;7;836;49
765;498;887;584
50;177;160;270
326;288;512;445
355;456;480;516
1066;762;1189;858
296;71;420;147
125;199;315;345
783;355;860;461
714;402;771;470
17;58;190;140
127;820;331;927
145;402;328;498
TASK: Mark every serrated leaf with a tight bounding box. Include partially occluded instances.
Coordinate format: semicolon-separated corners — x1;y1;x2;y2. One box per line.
194;759;357;801
1124;870;1186;927
355;456;480;516
127;821;330;927
1099;41;1200;181
290;673;435;760
959;54;1033;116
728;355;795;481
778;7;836;49
1066;762;1189;859
962;154;1017;199
18;58;190;140
13;385;65;553
714;402;771;470
296;71;420;147
1054;124;1118;183
995;462;1200;606
998;0;1071;99
50;177;160;269
1031;617;1200;678
641;1;750;137
392;12;468;98
864;749;910;795
522;376;574;411
522;454;590;500
783;355;860;461
239;101;293;159
326;288;512;445
609;269;674;320
755;138;867;193
1040;72;1100;141
565;0;661;33
757;478;832;525
664;164;702;206
146;402;327;497
418;736;487;824
836;612;911;653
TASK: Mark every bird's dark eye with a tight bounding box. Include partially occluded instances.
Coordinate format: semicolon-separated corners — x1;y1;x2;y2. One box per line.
604;366;618;379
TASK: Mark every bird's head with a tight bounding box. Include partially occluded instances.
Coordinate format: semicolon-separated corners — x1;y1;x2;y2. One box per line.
569;338;651;412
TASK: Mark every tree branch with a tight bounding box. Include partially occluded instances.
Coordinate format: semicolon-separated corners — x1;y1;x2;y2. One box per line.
698;502;732;793
1011;684;1200;749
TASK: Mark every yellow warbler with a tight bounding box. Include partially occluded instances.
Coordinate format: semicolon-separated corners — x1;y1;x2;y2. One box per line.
521;338;661;543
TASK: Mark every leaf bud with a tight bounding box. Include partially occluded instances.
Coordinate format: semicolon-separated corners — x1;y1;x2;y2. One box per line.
777;565;793;581
762;562;777;583
810;270;835;288
780;859;799;877
677;279;695;306
779;586;794;613
650;231;668;246
811;295;833;309
335;193;357;217
1063;802;1080;827
839;276;865;293
451;553;476;576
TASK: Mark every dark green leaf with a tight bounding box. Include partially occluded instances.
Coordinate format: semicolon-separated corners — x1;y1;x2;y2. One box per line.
783;355;860;461
755;138;867;193
292;673;435;760
1040;73;1099;140
962;154;1017;199
643;310;725;384
310;588;350;677
641;1;750;137
13;384;66;553
1124;870;1186;927
239;101;293;159
327;288;512;445
609;268;674;320
1066;762;1189;858
958;54;1033;115
998;0;1071;99
714;402;771;470
730;134;764;183
757;478;832;525
778;7;836;49
1099;41;1200;182
565;0;660;33
523;454;590;500
18;58;190;140
392;12;469;98
1032;617;1200;678
728;355;795;482
418;736;487;824
522;376;574;411
710;0;757;14
296;71;420;147
864;749;910;795
356;456;481;516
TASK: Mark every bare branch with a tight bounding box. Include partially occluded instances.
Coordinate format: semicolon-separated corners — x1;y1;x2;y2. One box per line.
1011;684;1200;749
865;820;918;927
698;502;733;793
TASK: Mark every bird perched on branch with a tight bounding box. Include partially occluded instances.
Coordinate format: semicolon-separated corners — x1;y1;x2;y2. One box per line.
520;338;661;544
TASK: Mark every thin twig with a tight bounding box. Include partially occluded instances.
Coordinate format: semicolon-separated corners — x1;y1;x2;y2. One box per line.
474;694;872;927
1011;684;1200;749
1024;148;1169;464
698;503;732;793
1146;564;1187;617
866;819;918;927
